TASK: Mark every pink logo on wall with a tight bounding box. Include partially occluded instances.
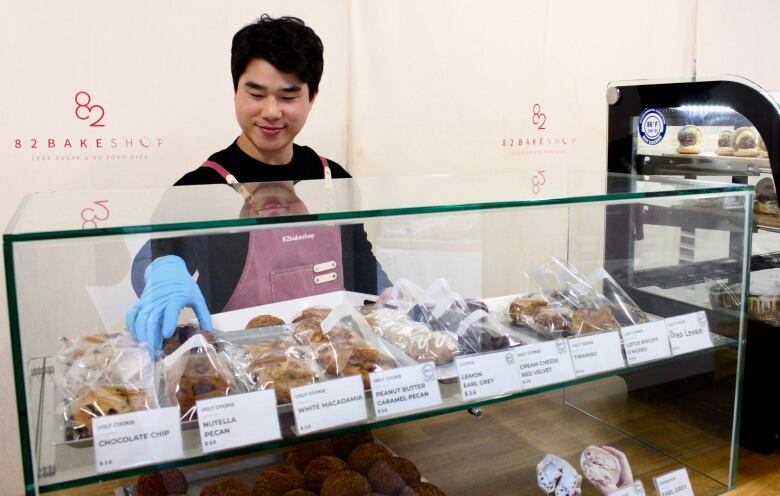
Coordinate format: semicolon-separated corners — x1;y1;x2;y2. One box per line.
11;90;164;162
501;103;577;156
74;91;106;127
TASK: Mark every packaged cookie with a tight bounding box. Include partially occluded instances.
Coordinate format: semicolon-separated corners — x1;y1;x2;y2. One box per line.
457;309;525;352
318;304;397;387
56;332;159;440
507;294;572;338
587;268;648;327
163;334;248;421
362;306;461;364
241;335;323;404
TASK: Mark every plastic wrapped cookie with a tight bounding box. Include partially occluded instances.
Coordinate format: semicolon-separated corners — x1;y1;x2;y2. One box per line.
537;454;582;496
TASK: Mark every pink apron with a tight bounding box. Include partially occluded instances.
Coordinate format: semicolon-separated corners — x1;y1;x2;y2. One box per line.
201;158;344;311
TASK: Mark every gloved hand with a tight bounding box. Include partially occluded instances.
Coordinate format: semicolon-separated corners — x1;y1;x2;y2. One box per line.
126;255;212;355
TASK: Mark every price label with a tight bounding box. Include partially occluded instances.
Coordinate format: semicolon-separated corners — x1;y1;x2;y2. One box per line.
196;390;281;453
620;320;672;366
611;480;646;496
515;339;576;390
93;407;182;473
369;362;442;418
665;311;713;355
455;350;520;401
653;468;694;496
569;331;626;377
291;375;367;435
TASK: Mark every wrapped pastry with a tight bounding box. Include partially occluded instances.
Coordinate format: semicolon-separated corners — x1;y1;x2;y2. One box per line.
65;384;155;440
245;314;285;329
56;332;158;440
243;336;322;404
580;446;633;493
587;268;648;327
292;306;333;323
317;304;397;388
162;324;215;356
537;454;582;496
732;127;760;157
570;307;620;335
164;334;247;421
715;130;734;156
363;307;461;364
507;295;571;337
456;309;524;352
676;125;702;154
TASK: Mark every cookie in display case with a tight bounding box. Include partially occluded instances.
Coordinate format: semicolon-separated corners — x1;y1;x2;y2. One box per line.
5;171;751;495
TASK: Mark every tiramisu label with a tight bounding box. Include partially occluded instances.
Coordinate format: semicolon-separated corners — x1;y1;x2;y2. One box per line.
196;390;281;453
515;339;576;390
569;331;625;377
93;407;182;473
291;375;367;434
665;311;713;355
369;362;441;418
621;320;673;365
455;350;520;401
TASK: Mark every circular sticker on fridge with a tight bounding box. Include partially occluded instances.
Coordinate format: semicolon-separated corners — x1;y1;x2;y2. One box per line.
638;108;666;145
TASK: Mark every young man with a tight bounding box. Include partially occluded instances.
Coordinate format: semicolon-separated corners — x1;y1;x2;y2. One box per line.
127;15;389;353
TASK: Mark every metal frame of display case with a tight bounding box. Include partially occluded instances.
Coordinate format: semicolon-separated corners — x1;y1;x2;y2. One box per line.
605;76;780;454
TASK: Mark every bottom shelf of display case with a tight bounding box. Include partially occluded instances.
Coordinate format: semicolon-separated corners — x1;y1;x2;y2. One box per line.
47;382;733;496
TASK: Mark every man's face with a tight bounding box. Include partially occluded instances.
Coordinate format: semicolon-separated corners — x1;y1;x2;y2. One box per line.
235;59;316;165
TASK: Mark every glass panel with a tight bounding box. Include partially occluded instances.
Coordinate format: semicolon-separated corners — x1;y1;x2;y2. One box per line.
5;174;750;495
5;172;750;239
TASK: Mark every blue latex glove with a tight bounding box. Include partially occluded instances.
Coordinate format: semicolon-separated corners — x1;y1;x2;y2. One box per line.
126;255;212;355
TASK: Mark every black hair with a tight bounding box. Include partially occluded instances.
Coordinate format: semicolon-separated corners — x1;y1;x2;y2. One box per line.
231;14;324;100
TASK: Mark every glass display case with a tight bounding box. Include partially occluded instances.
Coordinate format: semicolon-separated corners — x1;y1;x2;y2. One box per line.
606;75;780;455
5;171;752;495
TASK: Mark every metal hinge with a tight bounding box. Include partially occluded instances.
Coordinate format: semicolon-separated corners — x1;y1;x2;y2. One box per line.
38;465;56;478
30;365;54;377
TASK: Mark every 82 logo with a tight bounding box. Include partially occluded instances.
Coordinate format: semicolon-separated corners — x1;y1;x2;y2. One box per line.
75;91;105;127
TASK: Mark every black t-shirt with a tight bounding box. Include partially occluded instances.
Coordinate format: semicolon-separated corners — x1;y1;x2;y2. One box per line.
131;141;390;312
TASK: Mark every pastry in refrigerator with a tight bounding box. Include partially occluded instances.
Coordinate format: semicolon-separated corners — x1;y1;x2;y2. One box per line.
755;177;778;215
67;385;148;439
715;130;734;156
253;464;306;496
580;446;621;489
368;457;422;496
200;477;252;496
281;491;316;496
676;125;702;154
287;439;336;472
732;127;760;157
537;454;582;496
173;353;232;420
136;469;188;496
333;430;375;459
347;442;393;474
304;455;349;493
320;470;373;496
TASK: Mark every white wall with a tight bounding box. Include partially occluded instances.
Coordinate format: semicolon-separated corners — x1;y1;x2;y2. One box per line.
1;1;777;494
